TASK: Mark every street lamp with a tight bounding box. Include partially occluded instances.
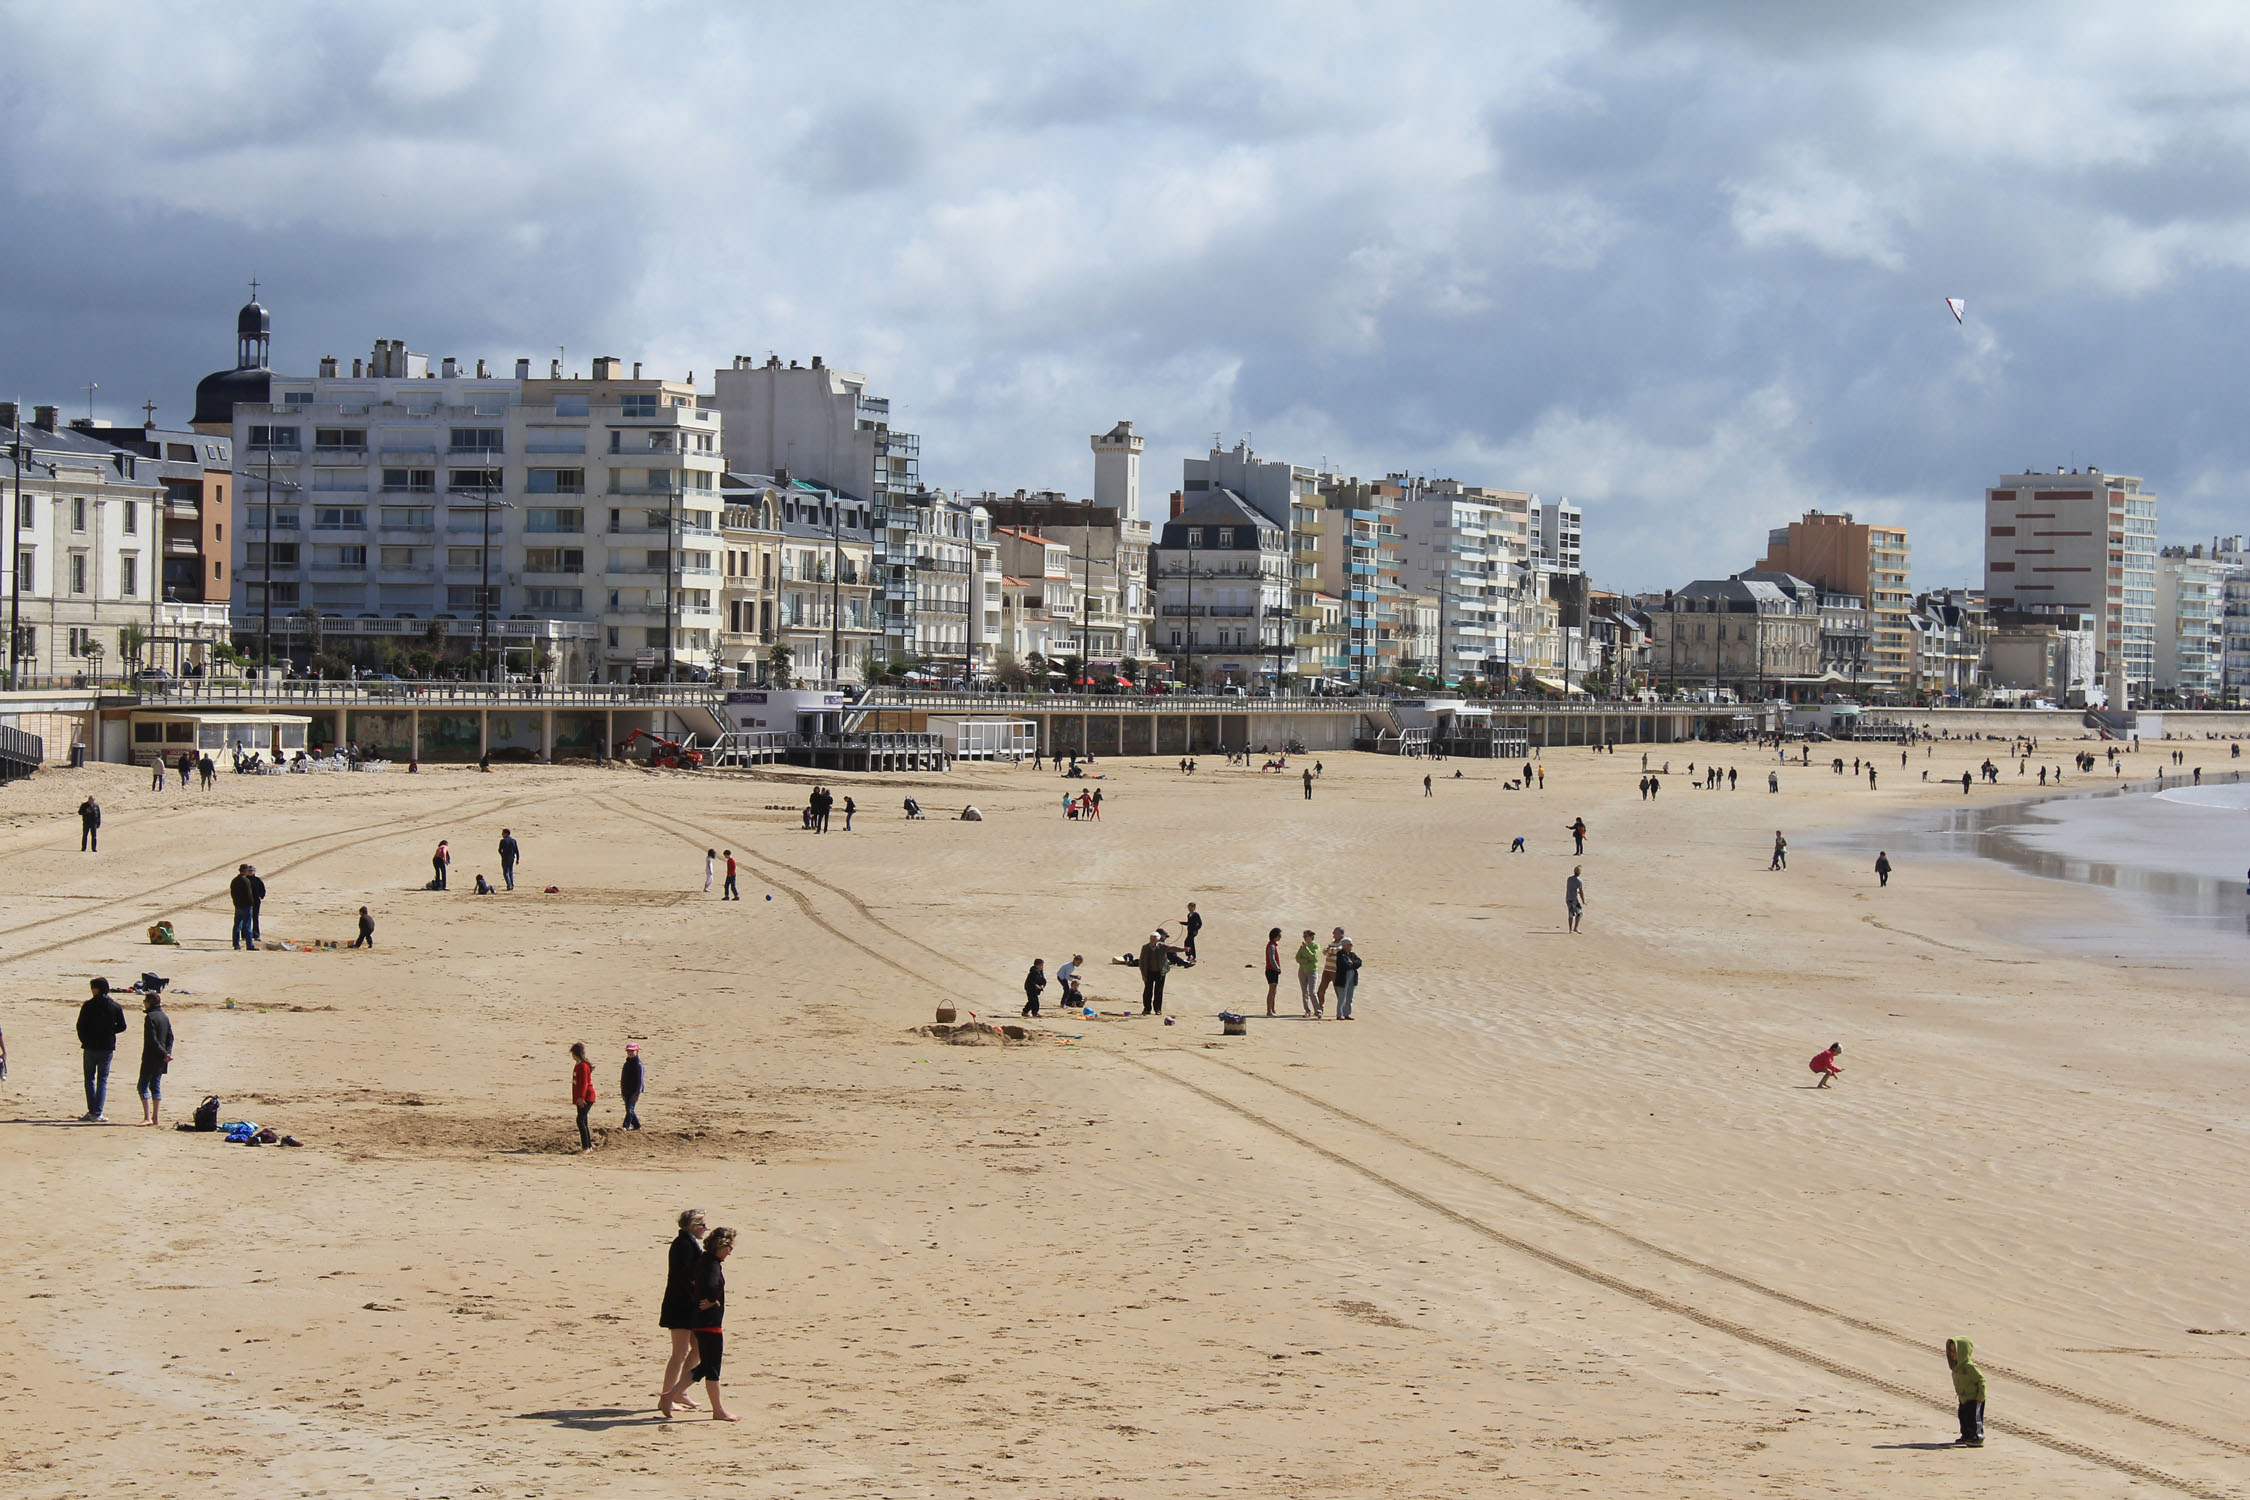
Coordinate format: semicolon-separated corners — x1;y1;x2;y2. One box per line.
240;465;302;675
474;485;517;683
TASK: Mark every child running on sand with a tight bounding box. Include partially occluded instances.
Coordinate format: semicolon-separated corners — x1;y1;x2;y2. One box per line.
1810;1042;1844;1087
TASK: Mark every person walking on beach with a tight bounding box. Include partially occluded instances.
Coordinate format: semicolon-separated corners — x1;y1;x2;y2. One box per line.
1333;938;1362;1019
1875;851;1892;887
1962;771;1973;795
136;988;174;1127
843;795;856;831
349;905;375;949
1946;1337;1986;1447
1767;771;1778;793
149;757;164;792
228;864;265;951
1315;927;1346;1014
1022;958;1047;1018
721;850;739;901
659;1209;707;1413
1294;929;1320;1016
1182;902;1202;962
570;1041;597;1152
1565;867;1586;933
1809;1042;1844;1087
497;828;521;892
1263;928;1283;1017
76;977;126;1121
1424;773;1432;797
1868;766;1877;789
663;1226;739;1421
1568;817;1587;855
620;1043;644;1130
1770;831;1788;870
1303;767;1313;800
705;849;716;893
1138;933;1172;1015
78;795;101;853
432;839;451;890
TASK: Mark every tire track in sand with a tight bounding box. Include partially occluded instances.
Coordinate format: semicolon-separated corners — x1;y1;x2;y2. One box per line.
596;787;2240;1496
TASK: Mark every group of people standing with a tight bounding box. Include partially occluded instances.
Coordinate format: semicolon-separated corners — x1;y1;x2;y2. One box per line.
149;750;217;790
801;786;850;832
73;976;174;1124
1262;925;1362;1019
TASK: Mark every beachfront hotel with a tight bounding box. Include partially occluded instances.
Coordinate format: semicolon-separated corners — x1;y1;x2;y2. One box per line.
1984;469;2159;705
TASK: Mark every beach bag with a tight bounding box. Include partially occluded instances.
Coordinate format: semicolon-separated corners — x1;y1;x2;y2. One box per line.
221;1120;259;1143
192;1096;221;1132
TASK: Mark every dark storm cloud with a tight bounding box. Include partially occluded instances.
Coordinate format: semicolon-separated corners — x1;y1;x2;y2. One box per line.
3;1;2248;591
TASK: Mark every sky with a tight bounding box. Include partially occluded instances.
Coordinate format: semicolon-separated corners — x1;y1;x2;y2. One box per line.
5;0;2249;593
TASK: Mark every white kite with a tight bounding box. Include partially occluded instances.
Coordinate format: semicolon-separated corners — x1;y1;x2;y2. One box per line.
1945;297;1966;324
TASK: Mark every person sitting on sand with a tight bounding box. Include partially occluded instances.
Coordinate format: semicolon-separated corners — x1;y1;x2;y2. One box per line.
960;806;983;822
1810;1042;1844;1088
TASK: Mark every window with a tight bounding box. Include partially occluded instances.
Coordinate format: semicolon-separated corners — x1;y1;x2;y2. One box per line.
620;393;659;418
14;551;31;590
688;470;713;491
69;626;98;656
605;626;620;648
283;392;313;408
1186;529;1203;547
248;581;299;607
120;555;137;596
644;626;670;648
448;427;504;453
681;588;711;609
69;553;88;593
525;586;584;611
313;545;367;570
527;469;585;494
554;395;589;418
71;497;86;531
379;546;423;570
314;428;367;450
526;506;583;533
523;548;584;573
446;585;498;611
379;506;434;530
447;467;503;492
14;494;30;529
381;468;436;492
122;502;138;535
312;507;366;530
246;425;301;450
247;542;299;567
447;546;488;569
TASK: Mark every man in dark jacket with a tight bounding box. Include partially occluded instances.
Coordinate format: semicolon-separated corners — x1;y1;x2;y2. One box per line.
229;864;266;950
137;990;175;1127
1138;934;1173;1016
620;1043;644;1130
76;977;127;1120
497;828;521;891
78;796;101;852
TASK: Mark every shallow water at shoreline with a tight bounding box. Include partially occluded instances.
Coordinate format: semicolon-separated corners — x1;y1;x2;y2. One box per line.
1837;771;2250;971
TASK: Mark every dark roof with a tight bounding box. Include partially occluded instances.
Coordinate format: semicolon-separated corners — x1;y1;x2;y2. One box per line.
192;365;271;429
1156;487;1279;547
237;299;271;338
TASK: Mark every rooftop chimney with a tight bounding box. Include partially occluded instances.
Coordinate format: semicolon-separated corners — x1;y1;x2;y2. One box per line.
441;356;459;378
550;359;562;379
515;358;530;379
318;355;339;377
33;405;59;430
475;359;488;378
0;401;17;430
811;355;823;369
352;358;363;377
592;356;622;380
632;361;642;379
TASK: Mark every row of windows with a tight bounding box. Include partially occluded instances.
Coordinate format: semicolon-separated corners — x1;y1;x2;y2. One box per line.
15;496;142;534
11;550;139;595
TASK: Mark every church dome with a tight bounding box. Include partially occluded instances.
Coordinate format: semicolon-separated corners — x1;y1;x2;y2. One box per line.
236;299;271;339
192;366;271;429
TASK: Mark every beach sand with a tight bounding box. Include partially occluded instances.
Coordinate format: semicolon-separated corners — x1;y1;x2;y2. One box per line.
1;743;2244;1498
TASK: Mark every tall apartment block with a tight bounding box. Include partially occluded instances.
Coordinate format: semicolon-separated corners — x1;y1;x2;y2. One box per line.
1181;442;1318;677
1755;511;1911;692
1983;470;2157;703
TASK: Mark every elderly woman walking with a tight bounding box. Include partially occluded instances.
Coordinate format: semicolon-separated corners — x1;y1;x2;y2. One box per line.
658;1208;707;1412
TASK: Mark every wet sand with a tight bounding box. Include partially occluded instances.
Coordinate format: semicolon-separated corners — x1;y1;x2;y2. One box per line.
1;743;2245;1499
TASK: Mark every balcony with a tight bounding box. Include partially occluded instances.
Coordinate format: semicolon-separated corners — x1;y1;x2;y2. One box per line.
609;481;685;497
311;446;368;462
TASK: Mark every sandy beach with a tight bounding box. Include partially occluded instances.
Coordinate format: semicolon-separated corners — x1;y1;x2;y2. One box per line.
2;742;2245;1499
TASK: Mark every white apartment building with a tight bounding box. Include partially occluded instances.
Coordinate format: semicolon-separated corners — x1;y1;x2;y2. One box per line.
711;355;920;507
1984;469;2158;702
4;403;230;679
1395;481;1531;683
1181;442;1316;675
1151;489;1292;685
1534;497;1582;571
233;347;723;681
2156;549;2224;701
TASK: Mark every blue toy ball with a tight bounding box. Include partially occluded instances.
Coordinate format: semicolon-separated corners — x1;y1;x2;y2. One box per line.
764;893;773;901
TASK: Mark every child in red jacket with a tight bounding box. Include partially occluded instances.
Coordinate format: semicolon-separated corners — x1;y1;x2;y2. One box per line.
1810;1042;1844;1088
570;1041;596;1150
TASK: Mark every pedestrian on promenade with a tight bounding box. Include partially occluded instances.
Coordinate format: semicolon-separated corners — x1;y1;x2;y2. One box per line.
497;828;521;891
1333;939;1362;1019
620;1043;644;1130
1565;866;1586;933
1022;959;1047;1018
570;1041;596;1152
1875;851;1892;887
76;977;126;1121
722;850;739;901
1295;929;1320;1016
1946;1337;1986;1447
1770;831;1788;870
658;1209;708;1413
137;989;174;1127
78;795;101;852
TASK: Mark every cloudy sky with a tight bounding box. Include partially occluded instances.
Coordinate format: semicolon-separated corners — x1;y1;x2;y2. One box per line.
5;0;2248;590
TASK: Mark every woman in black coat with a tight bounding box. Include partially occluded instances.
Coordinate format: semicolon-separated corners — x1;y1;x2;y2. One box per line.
658;1208;706;1410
